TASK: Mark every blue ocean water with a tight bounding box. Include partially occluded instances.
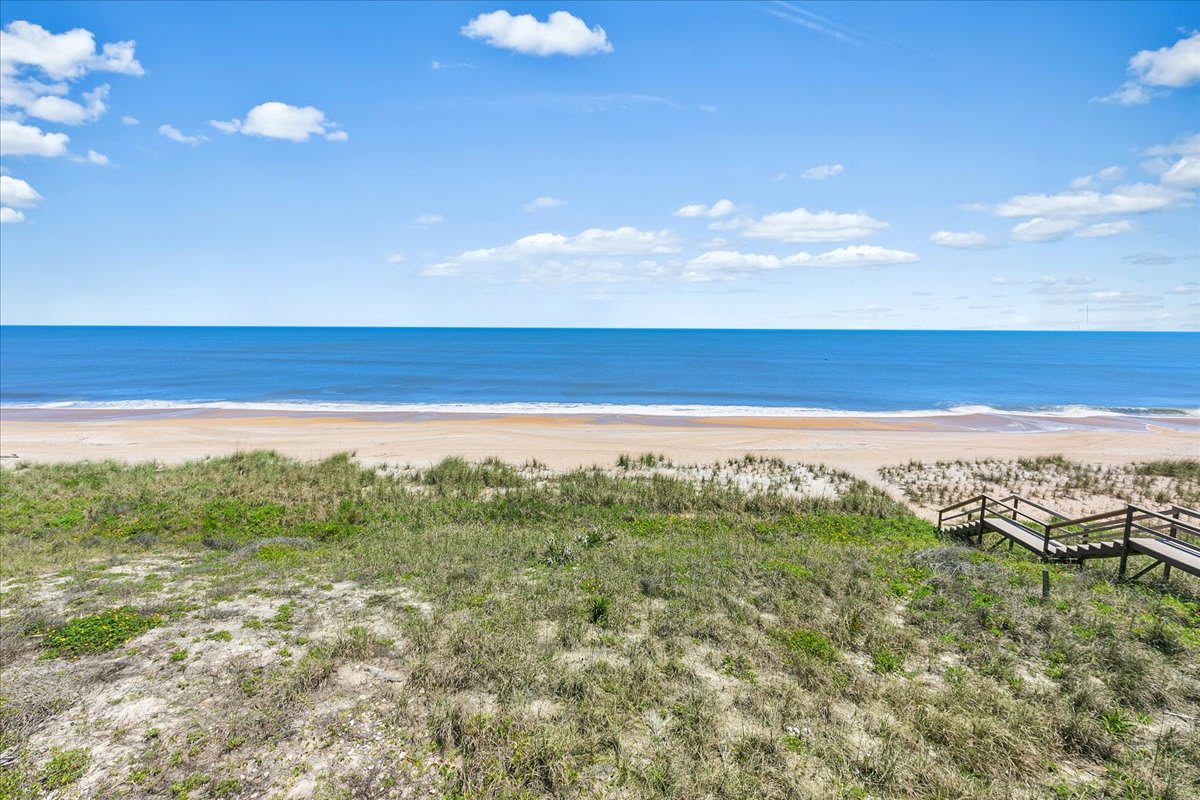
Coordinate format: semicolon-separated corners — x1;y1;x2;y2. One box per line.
0;327;1197;416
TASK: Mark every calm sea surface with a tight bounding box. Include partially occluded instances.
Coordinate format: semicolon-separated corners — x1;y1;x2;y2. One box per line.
1;327;1196;416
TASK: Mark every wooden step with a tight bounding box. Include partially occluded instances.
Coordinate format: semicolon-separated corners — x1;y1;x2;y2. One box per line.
982;517;1065;556
1127;537;1200;577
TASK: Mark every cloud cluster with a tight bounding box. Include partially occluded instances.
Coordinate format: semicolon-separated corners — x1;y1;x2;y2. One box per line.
209;102;347;142
462;10;612;56
0;20;141;129
0;118;69;156
0;174;40;223
1095;31;1200;104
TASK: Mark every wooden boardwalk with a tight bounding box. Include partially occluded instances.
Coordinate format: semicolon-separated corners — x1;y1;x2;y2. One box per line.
937;494;1200;581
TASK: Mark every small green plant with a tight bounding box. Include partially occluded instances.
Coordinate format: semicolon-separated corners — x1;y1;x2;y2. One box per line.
205;630;233;642
42;608;163;658
39;748;90;789
588;594;611;626
1100;709;1136;738
170;772;211;799
871;648;904;674
774;628;837;662
212;777;242;797
169;648;188;662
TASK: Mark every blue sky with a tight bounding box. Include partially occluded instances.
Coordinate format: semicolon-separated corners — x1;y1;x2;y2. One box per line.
0;1;1197;329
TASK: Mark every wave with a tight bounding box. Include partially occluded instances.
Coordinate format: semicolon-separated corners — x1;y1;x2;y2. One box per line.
3;399;1198;418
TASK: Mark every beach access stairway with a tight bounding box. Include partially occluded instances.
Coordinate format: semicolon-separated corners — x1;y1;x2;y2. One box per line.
937;494;1200;581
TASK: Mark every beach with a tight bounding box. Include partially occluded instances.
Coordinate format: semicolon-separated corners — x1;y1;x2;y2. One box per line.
3;409;1196;480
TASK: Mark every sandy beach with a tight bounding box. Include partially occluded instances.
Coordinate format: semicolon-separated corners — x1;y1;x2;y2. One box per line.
3;410;1196;481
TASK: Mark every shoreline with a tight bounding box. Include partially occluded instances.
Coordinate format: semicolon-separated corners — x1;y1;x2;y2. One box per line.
2;410;1196;483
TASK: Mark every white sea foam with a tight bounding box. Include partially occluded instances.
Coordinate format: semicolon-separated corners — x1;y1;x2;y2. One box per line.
3;400;1197;418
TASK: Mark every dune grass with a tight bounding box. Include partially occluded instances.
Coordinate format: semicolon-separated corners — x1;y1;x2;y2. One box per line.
1;453;1197;799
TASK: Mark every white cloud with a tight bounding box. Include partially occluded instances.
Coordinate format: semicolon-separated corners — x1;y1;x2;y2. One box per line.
0;20;142;80
929;230;989;249
210;103;346;142
1160;156;1200;189
1095;32;1200;104
1011;217;1081;242
1070;165;1125;188
0;21;140;127
461;10;612;56
0;175;42;207
994;183;1188;218
84;149;108;165
121;115;138;126
800;163;844;180
1076;220;1134;238
1168;282;1200;295
1145;133;1200;157
674;198;736;218
682;250;784;281
228;102;345;142
0;119;69;156
386;254;406;264
415;213;445;225
0;207;25;223
158;124;206;145
740;207;889;243
22;83;109;125
807;245;919;267
1129;31;1200;88
458;227;678;262
525;196;563;211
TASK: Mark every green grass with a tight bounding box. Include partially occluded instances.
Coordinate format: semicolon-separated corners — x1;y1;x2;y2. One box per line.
1135;458;1200;481
0;453;1197;799
40;607;163;659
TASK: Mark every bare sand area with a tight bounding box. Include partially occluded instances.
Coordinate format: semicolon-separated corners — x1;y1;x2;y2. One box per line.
2;410;1196;485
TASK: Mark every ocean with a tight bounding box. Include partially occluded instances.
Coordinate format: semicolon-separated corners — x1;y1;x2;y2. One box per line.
0;327;1197;417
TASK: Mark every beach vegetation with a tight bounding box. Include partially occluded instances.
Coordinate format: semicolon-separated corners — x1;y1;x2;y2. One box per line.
0;454;1196;798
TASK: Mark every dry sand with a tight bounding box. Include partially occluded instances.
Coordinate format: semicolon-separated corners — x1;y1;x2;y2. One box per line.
2;410;1196;484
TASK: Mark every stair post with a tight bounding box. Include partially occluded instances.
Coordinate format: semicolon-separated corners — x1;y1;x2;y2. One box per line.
1117;506;1133;581
1164;508;1179;582
978;497;987;545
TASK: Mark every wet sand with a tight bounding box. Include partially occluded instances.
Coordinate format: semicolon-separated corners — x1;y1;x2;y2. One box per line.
2;410;1196;482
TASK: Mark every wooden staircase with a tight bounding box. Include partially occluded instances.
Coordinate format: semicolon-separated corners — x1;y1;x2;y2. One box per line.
937;494;1200;581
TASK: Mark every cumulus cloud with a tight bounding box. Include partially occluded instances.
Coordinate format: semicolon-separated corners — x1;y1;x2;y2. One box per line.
84;149;108;165
674;198;736;218
681;245;917;281
1145;132;1200;157
929;230;990;249
121;115;138;126
740;207;889;243
0;21;140;127
1160;156;1200;189
461;10;612;56
1076;220;1134;238
0;207;26;223
800;163;844;180
0;119;69;156
158;124;206;145
1095;31;1200;104
525;196;564;211
807;245;919;267
0;175;41;208
211;102;347;142
1011;217;1081;242
425;226;679;280
994;183;1188;218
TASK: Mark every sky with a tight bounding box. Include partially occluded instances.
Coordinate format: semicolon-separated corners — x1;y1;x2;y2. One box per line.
0;1;1197;330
